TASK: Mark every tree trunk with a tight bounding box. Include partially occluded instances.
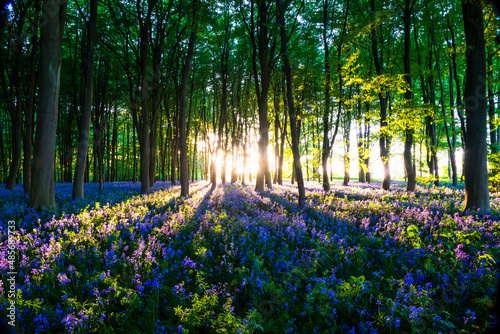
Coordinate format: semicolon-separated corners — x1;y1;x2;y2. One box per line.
487;38;499;190
6;13;25;190
133;115;137;183
278;106;287;185
448;64;458;186
402;0;415;192
111;106;118;181
357;103;365;183
364;110;371;183
447;18;466;147
371;0;390;190
73;0;97;199
343;111;351;186
134;0;157;193
277;0;305;206
437;50;458;187
149;43;163;188
24;2;41;194
29;0;68;210
322;0;331;191
462;0;490;213
179;16;197;197
251;0;274;192
273;83;280;184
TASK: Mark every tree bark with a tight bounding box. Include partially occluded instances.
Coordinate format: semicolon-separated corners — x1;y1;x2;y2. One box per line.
487;37;499;190
24;2;41;194
277;0;305;206
322;0;331;191
357;101;365;183
6;11;26;190
371;0;390;190
247;0;275;192
462;0;490;213
29;0;68;210
343;108;351;186
179;6;198;197
132;0;157;193
73;0;97;199
402;0;415;192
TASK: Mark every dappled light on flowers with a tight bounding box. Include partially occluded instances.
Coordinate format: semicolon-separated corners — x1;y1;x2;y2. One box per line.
0;180;498;332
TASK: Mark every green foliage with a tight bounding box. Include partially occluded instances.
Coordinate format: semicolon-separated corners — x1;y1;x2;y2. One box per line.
489;154;500;193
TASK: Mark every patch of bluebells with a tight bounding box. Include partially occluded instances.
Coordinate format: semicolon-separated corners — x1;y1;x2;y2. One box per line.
0;180;498;333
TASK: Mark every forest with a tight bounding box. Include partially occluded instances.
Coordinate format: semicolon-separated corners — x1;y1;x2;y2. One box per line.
1;0;500;332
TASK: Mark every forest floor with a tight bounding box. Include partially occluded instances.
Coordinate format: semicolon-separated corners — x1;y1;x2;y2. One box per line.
0;180;499;333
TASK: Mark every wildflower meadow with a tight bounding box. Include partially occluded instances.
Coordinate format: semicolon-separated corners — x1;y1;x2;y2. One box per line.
1;181;499;333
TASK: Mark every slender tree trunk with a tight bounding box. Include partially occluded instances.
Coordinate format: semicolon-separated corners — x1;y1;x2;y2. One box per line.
273;82;280;184
251;0;274;191
92;105;106;191
462;0;490;213
73;0;97;198
134;0;157;193
357;103;365;183
449;64;458;185
322;0;331;191
371;0;390;190
6;13;26;190
487;39;499;191
24;2;41;193
111;106;118;181
364;112;371;183
171;127;178;185
447;18;466;147
132;116;137;183
277;0;304;206
403;0;415;192
278;108;287;185
149;44;163;188
438;52;457;186
179;13;197;197
29;0;68;210
343;103;351;186
96;126;105;190
192;128;198;182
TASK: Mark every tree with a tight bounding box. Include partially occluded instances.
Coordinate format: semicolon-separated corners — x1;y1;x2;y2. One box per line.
277;0;305;206
462;0;490;213
72;0;97;199
241;0;276;192
402;0;416;192
179;0;198;197
322;0;349;191
24;1;41;194
370;0;391;190
29;0;68;210
5;2;27;190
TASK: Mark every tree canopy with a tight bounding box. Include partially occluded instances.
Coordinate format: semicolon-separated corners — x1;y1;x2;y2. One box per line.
1;0;499;212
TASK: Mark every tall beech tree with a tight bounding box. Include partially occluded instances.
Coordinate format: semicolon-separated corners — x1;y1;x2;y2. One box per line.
402;0;416;192
370;0;391;190
179;0;198;197
134;0;157;193
23;1;41;194
321;0;332;191
277;0;305;206
241;0;276;192
5;2;27;190
462;0;490;213
72;0;97;199
29;0;68;210
322;0;349;191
